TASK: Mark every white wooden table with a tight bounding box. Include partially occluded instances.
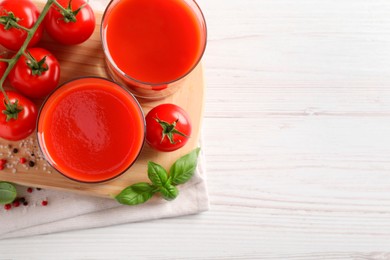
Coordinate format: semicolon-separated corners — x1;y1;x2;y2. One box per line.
2;0;390;258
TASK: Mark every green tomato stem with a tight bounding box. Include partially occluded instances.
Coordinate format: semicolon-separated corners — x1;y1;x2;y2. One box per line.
0;58;10;63
10;23;31;33
0;0;56;105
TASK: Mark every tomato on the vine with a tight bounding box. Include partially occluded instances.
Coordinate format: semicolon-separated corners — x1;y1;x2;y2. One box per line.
44;0;95;45
0;91;37;141
8;48;60;99
145;104;192;152
0;0;43;51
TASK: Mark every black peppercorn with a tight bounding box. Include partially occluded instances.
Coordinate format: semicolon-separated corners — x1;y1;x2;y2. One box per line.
28;161;35;167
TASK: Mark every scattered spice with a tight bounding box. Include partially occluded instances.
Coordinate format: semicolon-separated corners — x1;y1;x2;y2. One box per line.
41;200;48;206
27;187;33;193
4;204;11;210
19;157;27;164
12;148;18;154
28;161;35;167
12;200;20;207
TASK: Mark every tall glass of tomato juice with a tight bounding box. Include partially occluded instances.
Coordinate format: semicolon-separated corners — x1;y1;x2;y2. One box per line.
37;77;145;183
101;0;207;100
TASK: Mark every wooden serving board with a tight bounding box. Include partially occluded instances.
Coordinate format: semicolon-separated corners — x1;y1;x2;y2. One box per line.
0;9;204;198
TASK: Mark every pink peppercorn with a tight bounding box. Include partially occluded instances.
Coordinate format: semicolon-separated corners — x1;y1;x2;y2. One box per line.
27;187;33;193
0;159;7;170
12;200;20;207
19;158;27;164
4;204;11;210
41;200;48;206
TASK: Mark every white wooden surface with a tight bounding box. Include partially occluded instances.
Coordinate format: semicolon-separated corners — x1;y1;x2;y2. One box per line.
2;0;390;258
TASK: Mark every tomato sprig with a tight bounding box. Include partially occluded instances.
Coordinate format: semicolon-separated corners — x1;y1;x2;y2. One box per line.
0;11;27;31
24;51;49;76
155;117;188;144
2;99;22;122
53;0;88;23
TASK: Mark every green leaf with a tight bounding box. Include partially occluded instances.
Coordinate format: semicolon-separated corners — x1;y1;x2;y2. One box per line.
115;183;155;206
0;182;17;205
148;161;168;187
159;183;179;201
169;148;201;185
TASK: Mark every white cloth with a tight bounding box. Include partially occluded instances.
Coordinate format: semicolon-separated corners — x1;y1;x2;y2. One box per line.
0;152;209;239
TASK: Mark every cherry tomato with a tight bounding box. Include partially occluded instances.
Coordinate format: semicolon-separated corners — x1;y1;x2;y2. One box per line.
0;91;37;141
145;104;192;152
0;0;43;51
8;48;60;99
44;0;95;45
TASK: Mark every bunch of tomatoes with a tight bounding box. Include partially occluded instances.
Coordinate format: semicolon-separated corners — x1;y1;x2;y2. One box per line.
0;0;192;152
0;0;95;141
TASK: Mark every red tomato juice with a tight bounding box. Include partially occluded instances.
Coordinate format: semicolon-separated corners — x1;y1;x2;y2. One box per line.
103;0;206;84
37;78;145;183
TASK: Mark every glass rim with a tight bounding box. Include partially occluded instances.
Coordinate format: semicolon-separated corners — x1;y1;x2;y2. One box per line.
36;76;146;184
100;0;208;86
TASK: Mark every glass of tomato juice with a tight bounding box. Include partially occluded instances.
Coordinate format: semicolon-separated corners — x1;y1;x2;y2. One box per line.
101;0;207;100
37;77;145;183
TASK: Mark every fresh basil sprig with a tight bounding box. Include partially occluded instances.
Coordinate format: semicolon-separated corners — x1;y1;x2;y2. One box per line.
115;148;200;206
0;181;17;205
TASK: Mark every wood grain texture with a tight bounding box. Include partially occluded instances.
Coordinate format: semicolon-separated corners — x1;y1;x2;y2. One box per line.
0;9;204;198
3;0;390;258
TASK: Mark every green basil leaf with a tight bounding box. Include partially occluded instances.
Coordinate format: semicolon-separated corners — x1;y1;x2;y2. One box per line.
0;182;17;205
148;161;168;187
159;183;179;201
169;148;201;185
115;182;155;206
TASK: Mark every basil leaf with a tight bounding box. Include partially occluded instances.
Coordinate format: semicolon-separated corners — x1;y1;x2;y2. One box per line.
115;183;155;206
148;161;168;187
0;182;17;205
159;183;179;201
169;148;201;185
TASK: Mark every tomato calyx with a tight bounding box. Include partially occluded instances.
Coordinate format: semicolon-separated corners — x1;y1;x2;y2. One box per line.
0;11;20;30
155;116;188;144
25;51;48;76
2;100;23;122
58;0;87;23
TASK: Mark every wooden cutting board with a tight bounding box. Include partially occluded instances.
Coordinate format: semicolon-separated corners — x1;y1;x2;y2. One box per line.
0;7;204;198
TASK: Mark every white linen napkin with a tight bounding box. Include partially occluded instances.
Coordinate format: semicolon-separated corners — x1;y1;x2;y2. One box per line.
0;149;208;239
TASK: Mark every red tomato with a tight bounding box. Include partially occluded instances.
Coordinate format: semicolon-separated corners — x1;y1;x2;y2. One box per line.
0;91;37;141
44;0;95;45
145;104;192;152
0;0;43;51
8;48;60;99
